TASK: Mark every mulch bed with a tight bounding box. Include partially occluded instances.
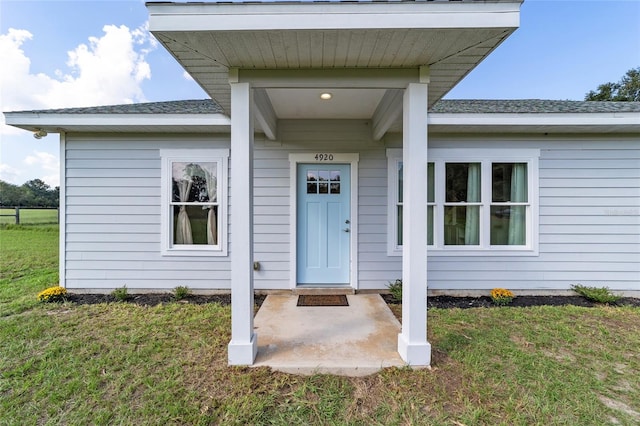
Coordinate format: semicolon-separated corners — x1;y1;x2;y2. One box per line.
66;293;263;307
382;294;640;309
65;293;639;309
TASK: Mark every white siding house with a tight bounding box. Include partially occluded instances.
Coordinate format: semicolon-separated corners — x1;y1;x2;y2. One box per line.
4;1;640;367
8;101;638;294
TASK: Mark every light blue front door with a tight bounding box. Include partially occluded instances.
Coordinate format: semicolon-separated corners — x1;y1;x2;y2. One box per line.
297;164;351;285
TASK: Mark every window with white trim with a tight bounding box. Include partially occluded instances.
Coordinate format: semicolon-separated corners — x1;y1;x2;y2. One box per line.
161;149;229;256
387;148;539;256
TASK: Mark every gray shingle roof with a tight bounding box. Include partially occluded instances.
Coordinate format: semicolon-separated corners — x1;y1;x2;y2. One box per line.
432;99;640;114
8;98;640;115
14;99;224;115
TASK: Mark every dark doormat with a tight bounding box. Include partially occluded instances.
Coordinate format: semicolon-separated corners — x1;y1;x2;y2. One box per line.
297;295;349;307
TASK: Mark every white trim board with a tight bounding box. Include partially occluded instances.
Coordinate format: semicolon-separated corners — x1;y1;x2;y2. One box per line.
59;132;67;288
288;153;360;290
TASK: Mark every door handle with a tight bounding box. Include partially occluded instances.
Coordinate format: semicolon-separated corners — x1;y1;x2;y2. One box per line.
343;228;350;233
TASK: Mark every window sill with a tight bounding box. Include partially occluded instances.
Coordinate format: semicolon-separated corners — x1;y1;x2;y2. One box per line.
162;248;228;257
388;248;539;257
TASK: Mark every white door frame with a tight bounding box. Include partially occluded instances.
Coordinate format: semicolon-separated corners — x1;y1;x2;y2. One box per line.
289;153;359;289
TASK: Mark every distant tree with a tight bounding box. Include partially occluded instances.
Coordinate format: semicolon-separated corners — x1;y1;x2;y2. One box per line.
585;67;640;101
0;180;29;206
0;179;59;207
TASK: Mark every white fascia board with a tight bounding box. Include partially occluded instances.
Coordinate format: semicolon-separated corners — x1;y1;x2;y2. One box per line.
237;68;421;89
428;112;640;127
4;112;230;132
148;2;521;32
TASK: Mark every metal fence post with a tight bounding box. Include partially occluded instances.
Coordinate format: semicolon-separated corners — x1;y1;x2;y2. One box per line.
15;207;20;225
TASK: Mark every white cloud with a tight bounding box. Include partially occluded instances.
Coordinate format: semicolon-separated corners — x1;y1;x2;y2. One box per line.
24;151;60;187
0;24;155;187
1;23;155;129
0;163;21;184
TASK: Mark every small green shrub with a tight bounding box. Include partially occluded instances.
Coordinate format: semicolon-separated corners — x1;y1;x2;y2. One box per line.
37;286;67;303
387;279;402;302
491;288;515;306
173;285;191;300
571;284;621;304
111;286;129;302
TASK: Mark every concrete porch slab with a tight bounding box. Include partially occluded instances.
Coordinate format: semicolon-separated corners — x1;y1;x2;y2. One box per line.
252;294;405;377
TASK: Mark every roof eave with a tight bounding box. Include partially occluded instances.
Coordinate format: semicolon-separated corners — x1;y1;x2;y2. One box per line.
147;1;523;32
3;112;231;134
428;112;640;133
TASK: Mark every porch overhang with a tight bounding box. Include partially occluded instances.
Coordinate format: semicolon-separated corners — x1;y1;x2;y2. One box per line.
147;1;522;137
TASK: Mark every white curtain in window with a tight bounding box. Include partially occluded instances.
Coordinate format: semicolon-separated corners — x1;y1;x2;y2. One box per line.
464;163;480;245
176;179;193;244
204;167;217;245
508;163;527;245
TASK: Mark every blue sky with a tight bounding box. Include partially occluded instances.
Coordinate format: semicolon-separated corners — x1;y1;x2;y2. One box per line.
1;0;639;187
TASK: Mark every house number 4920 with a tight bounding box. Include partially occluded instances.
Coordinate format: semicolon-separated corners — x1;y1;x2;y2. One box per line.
315;153;334;161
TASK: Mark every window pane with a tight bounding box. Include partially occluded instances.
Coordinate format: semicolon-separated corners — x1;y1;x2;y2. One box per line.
398;162;403;203
319;170;330;181
397;206;432;246
307;170;318;181
397;205;403;246
446;163;481;203
319;182;328;194
492;163;527;202
173;205;216;245
444;206;479;245
330;170;340;181
330;182;340;194
427;162;435;203
307;182;317;194
172;162;217;203
491;206;526;245
427;205;433;246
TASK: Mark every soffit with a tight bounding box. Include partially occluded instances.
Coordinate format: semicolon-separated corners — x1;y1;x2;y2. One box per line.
148;1;521;118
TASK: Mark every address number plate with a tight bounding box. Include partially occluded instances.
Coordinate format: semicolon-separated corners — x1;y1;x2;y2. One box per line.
315;153;334;161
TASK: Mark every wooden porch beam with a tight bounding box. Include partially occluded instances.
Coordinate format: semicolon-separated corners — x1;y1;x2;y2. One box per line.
253;88;277;141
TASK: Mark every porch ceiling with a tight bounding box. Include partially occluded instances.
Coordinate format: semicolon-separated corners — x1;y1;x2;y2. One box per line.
148;1;522;128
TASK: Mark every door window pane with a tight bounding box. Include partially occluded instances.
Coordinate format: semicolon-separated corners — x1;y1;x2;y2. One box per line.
329;171;340;194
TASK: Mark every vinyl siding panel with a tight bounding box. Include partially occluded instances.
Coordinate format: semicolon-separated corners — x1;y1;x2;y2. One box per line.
420;136;640;292
252;119;389;290
63;129;639;293
63;134;232;291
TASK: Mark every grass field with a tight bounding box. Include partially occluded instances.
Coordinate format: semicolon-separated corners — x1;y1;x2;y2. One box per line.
1;225;639;425
0;208;59;225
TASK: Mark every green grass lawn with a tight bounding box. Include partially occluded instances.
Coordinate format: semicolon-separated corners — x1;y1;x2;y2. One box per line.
1;226;639;425
0;208;59;225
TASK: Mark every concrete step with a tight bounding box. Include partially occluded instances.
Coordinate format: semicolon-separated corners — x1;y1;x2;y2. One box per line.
292;287;355;296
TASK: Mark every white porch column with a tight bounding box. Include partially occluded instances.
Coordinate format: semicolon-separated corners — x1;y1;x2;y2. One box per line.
228;80;258;365
398;82;431;366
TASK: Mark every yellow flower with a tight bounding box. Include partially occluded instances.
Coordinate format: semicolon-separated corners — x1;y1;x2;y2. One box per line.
491;288;514;305
37;286;67;303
